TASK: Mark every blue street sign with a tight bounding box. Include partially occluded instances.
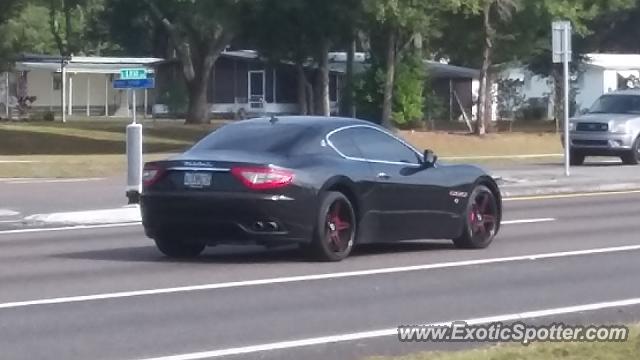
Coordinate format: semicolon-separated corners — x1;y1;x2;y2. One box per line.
120;68;148;80
113;78;155;89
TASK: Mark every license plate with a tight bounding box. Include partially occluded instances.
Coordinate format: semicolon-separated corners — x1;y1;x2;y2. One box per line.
184;172;212;188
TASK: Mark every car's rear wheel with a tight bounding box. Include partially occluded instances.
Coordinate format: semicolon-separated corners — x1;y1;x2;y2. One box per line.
621;136;640;165
308;192;356;262
570;151;586;166
154;235;206;258
453;185;499;249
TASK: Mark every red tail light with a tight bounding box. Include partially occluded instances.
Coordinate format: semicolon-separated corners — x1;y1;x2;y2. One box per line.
142;164;166;187
231;166;294;190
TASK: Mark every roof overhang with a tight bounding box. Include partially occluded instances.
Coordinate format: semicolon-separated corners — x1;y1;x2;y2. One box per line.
14;54;164;74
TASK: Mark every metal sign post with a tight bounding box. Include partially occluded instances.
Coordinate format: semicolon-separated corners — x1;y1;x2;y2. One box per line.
552;21;572;177
115;68;155;204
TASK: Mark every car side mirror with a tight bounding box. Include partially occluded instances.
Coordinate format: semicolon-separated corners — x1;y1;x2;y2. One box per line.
422;149;438;168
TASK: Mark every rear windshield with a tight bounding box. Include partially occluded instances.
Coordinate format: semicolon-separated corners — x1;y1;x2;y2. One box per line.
589;95;640;114
190;123;314;154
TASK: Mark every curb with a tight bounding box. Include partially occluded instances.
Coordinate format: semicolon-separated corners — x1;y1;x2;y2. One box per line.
24;205;142;226
501;183;640;198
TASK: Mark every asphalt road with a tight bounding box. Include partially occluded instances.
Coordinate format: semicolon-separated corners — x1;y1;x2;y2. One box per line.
0;176;125;218
0;192;640;360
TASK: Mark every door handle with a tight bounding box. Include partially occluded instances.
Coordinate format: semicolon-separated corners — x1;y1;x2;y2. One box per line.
377;172;390;180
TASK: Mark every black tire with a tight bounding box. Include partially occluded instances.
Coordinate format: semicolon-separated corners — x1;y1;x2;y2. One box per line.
621;137;640;165
453;185;499;249
308;191;356;262
154;235;206;258
570;151;585;166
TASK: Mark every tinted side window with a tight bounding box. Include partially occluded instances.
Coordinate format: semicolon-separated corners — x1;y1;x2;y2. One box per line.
329;130;362;158
347;128;418;163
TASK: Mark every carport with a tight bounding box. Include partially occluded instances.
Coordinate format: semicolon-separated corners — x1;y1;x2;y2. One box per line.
9;54;163;121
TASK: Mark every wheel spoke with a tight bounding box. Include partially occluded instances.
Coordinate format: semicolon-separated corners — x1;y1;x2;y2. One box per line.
335;221;350;231
482;215;496;225
476;223;487;235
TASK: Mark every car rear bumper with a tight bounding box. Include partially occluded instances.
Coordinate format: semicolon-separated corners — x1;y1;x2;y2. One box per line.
567;132;634;152
140;191;316;245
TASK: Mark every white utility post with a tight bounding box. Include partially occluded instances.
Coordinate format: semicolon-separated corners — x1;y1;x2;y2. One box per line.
4;73;9;119
104;75;109;117
86;76;91;117
552;21;572;177
61;65;67;123
144;89;148;118
116;68;154;204
68;74;73;116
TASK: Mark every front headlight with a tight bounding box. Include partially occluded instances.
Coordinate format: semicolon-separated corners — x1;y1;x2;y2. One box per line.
568;122;576;131
610;122;629;134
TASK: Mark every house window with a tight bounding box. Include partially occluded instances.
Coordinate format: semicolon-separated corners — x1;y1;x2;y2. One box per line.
53;73;62;90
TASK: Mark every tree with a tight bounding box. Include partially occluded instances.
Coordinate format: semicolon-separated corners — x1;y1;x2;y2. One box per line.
363;0;465;128
524;0;635;128
0;0;27;69
44;0;109;56
141;0;252;124
363;0;423;127
474;0;521;135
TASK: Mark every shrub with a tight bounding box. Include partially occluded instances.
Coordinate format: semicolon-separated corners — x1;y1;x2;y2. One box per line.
392;52;425;128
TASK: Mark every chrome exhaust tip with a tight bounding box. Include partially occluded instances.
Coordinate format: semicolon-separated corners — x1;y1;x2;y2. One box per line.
252;221;265;231
266;222;279;232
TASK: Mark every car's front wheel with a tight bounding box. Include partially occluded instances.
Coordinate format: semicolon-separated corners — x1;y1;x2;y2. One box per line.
453;185;499;249
154;235;206;258
308;191;356;262
621;136;640;165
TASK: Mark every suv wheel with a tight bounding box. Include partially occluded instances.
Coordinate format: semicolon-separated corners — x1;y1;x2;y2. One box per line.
570;151;585;166
621;137;640;165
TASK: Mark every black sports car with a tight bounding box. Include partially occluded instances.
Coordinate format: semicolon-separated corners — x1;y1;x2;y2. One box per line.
140;116;502;261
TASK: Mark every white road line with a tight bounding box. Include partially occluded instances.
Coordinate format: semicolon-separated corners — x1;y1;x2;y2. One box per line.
0;222;141;235
442;154;563;160
139;297;640;360
501;218;555;225
504;190;640;201
0;244;638;311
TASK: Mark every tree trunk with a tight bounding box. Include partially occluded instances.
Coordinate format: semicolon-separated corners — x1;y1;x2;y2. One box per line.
381;29;396;128
296;63;308;115
49;0;65;56
185;65;212;124
484;70;494;132
476;3;493;136
341;34;357;118
306;79;315;115
317;39;331;117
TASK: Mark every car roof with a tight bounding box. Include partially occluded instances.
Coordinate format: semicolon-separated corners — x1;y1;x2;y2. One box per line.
227;116;381;134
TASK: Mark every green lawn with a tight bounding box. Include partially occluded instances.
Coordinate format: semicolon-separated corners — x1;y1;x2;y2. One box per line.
366;325;639;360
0;119;563;178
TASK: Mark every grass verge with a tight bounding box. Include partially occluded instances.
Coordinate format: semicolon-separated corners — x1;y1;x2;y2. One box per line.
0;154;174;178
0;120;563;178
366;325;639;360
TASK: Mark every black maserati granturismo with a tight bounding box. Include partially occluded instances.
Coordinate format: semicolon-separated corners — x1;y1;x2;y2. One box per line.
140;116;502;261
